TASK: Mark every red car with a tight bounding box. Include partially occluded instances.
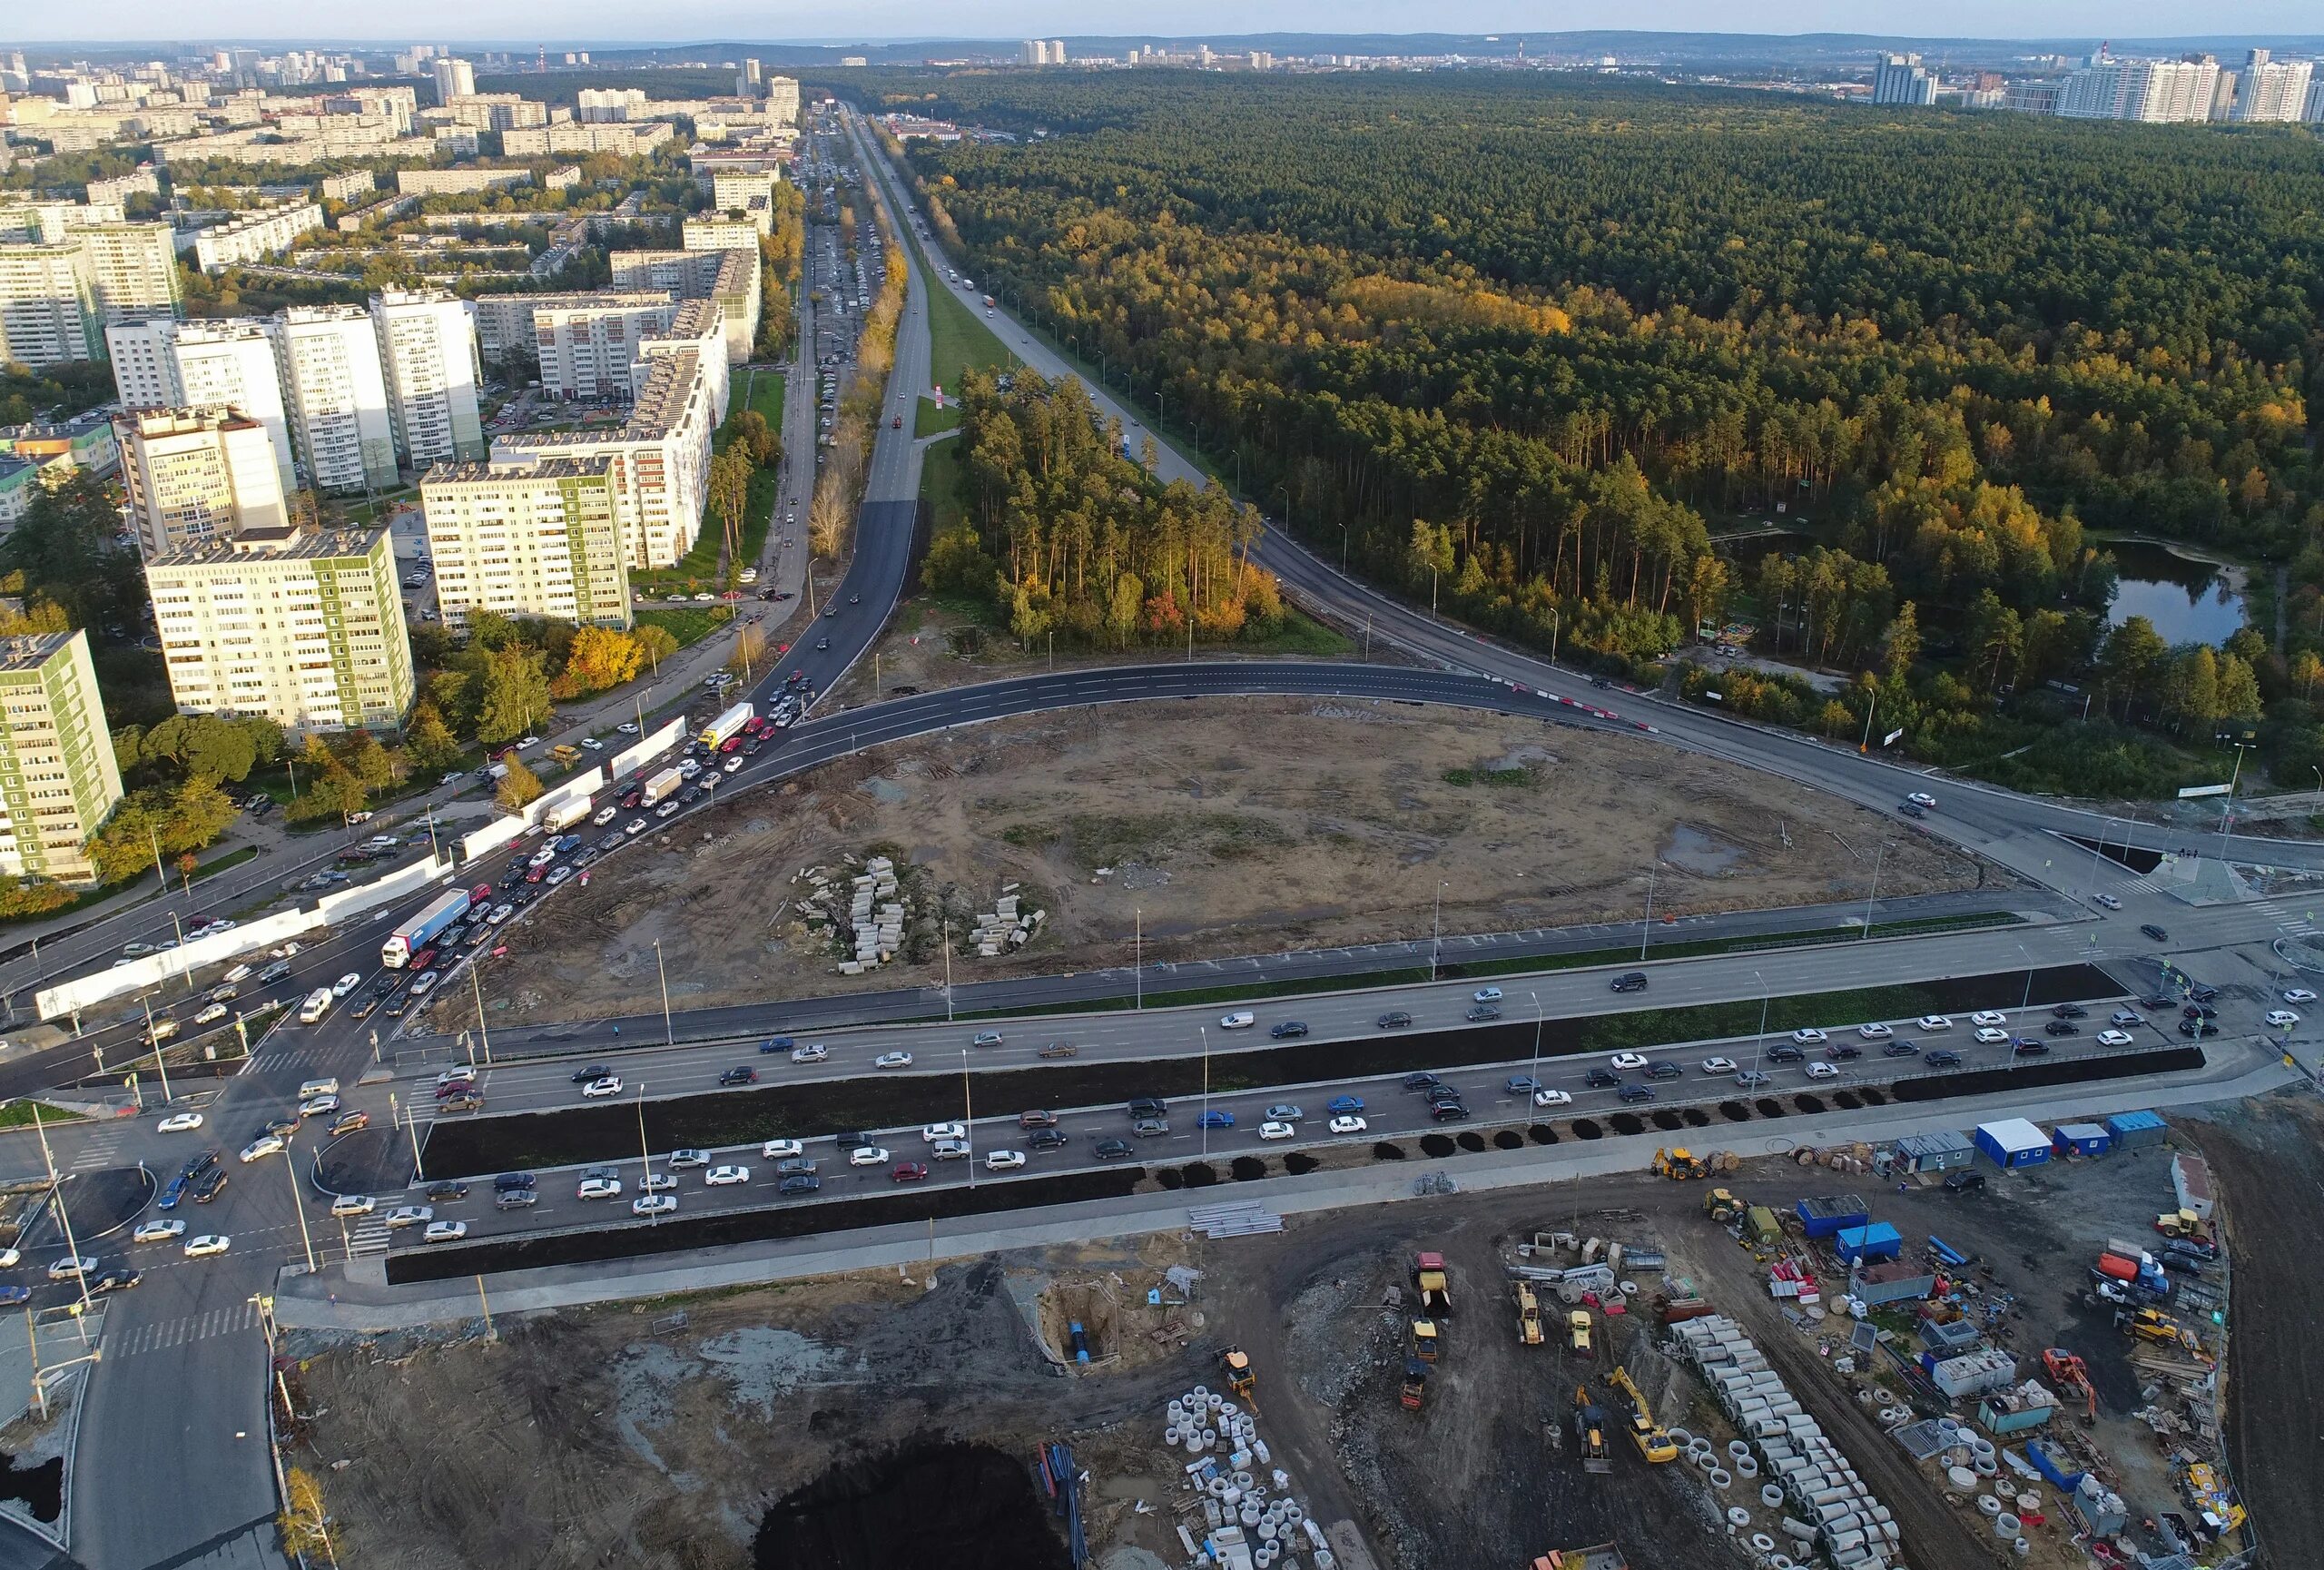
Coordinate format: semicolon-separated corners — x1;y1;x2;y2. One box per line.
720;736;745;754
408;947;436;972
890;1161;930;1183
470;884;493;904
526;864;547;883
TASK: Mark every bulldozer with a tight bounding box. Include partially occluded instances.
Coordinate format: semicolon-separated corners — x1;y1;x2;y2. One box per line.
1400;1358;1429;1411
1516;1282;1544;1347
2042;1348;2096;1421
1608;1366;1678;1463
1411;1317;1442;1364
1651;1148;1709;1180
1572;1386;1614;1473
2117;1307;2208;1357
1216;1347;1256;1401
1703;1187;1746;1223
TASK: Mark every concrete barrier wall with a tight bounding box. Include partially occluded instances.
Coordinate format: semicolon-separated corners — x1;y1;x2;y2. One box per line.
611;718;684;781
35;905;323;1021
460;816;525;865
525;766;604;829
317;854;453;924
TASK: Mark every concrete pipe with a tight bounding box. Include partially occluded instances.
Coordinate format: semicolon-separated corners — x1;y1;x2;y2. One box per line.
1220;1400;1239;1419
1186;1434;1205;1454
1728;1439;1752;1460
1968;1436;1994;1456
1947;1466;1978;1489
1768;1555;1796;1570
1761;1486;1787;1510
1736;1456;1760;1478
1193;1385;1211;1401
1240;1504;1262;1527
2014;1536;2032;1557
1780;1518;1817;1542
1976;1495;2003;1516
1974;1456;1999;1476
1995;1513;2022;1538
1667;1427;1694;1447
1234;1471;1255;1491
1283;1504;1304;1526
1709;1468;1733;1490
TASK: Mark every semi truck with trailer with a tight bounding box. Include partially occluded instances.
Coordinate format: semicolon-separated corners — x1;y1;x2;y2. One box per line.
382;889;472;968
700;702;754;750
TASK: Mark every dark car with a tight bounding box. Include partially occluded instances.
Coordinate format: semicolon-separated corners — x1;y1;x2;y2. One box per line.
496;1189;537;1210
759;1035;796;1054
1923;1049;1963;1067
1376;1011;1413;1029
372;974;398;996
2189;983;2219;1003
1027;1128;1070;1151
2182;1003;2218;1021
1883;1041;1920;1058
1429;1101;1471;1121
1642;1061;1681;1081
2043;1020;2081;1036
1426;1088;1465;1109
621;788;643;809
2179;1019;2220;1037
1092;1138;1135;1160
719;1066;759;1086
1466;1003;1502;1022
1402;1072;1441;1093
1584;1068;1621;1088
2012;1038;2050;1055
2143;994;2177;1010
571;1062;614;1083
425;1180;468;1202
158;1175;188;1210
1018;1109;1059;1129
1618;1084;1656;1103
2052;1002;2088;1019
1127;1097;1167;1120
2141;923;2169;942
89;1269;142;1296
349;997;379;1022
184;1150;221;1180
1943;1170;1987;1194
1269;1021;1310;1039
262;1116;300;1138
492;1172;537;1192
1610;972;1649;993
833;1130;873;1150
775;1158;819;1177
192;1170;229;1202
778;1174;822;1196
383;989;412;1017
1827;1043;1863;1061
1763;1044;1805;1063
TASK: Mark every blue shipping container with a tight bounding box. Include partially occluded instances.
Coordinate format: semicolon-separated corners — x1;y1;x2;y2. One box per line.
1797;1194;1870;1239
1834;1221;1904;1263
2105;1111;2167;1149
2052;1122;2112;1158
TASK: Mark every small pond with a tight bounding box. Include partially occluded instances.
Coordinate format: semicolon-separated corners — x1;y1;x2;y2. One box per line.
2105;538;2246;646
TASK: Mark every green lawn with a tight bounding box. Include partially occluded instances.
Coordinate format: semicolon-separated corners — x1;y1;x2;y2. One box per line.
743;368;785;432
0;1101;84;1130
635;604;736;649
923;264;1016;400
919;430;965;534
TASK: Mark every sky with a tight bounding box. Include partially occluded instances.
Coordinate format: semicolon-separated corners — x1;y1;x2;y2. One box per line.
22;1;2324;44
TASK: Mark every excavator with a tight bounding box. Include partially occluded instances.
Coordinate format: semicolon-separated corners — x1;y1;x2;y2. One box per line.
1516;1282;1544;1347
1703;1187;1746;1223
1608;1366;1679;1463
1572;1386;1613;1473
1217;1347;1256;1402
1400;1358;1429;1411
1651;1148;1709;1180
2042;1348;2096;1420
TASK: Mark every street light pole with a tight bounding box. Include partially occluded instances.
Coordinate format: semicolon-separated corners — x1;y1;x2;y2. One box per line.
469;961;492;1064
394;1091;424;1181
32;1105;91;1315
1861;842;1887;940
961;1049;974;1190
1640;863;1658;962
1430;883;1444;982
283;1139;317;1273
1752;971;1769;1079
1199;1024;1211;1158
635;1083;658;1224
654;940;674;1046
942;917;953;1022
1529;990;1543;1091
1134;907;1142;1011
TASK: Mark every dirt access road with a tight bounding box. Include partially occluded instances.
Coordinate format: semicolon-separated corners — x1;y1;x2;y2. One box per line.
464;696;1985;1029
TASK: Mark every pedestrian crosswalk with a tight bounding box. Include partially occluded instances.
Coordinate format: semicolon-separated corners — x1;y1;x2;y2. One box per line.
108;1298;261;1361
2251;898;2319;937
68;1122;131;1172
343;1216;390;1258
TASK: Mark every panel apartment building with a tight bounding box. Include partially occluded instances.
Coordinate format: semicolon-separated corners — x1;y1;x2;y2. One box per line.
418;455;632;631
371;289;486;468
607;247;760;362
274;304;399;493
108;318;297;494
116;408;292;554
0;630;124;885
0;218;181;370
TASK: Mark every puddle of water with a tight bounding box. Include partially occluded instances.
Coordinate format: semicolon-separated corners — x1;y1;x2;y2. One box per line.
1663;824;1744;875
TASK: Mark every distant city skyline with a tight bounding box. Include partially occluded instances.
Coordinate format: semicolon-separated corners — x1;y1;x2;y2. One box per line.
15;6;2324;45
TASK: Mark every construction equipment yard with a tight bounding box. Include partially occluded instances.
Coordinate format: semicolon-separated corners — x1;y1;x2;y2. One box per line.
267;1086;2300;1570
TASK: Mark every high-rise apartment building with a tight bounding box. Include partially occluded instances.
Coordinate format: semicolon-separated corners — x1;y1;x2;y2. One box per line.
107;319;296;494
2230;49;2315;121
115;408;291;554
146;523;414;735
74;222;182;328
533;296;682;400
682;213;762;253
428;57;476;104
1872;53;1939;106
608;248;759;361
764;76;801;128
418;455;632;631
0;630;123;885
274;305;399;493
0;243;94;368
370;289;485;467
2059;49;2222;123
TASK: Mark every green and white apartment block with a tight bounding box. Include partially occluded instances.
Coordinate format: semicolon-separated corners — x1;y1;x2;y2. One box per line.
0;630;125;884
418;454;634;632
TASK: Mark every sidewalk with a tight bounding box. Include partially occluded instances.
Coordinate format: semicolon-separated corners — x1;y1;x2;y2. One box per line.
270;1037;2299;1333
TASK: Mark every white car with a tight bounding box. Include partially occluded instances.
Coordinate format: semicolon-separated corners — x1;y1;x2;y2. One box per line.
332;972;362;998
625;818;648;835
2093;893;2122;910
985;1150;1027;1170
1971;1010;2007;1028
47;1256;94;1281
423;1220;468;1243
299;1094;340;1117
2285;988;2319;1004
192;1002;229;1025
1805;1062;1839;1080
1531;1088;1572;1108
848;1145;891;1167
576;1177;623;1200
1789;1028;1827;1046
637;1172;677;1193
722;755;745;775
792;1043;829;1063
2266;1009;2301;1028
592;806;617;826
581;1076;623;1098
239;1134;285;1162
632;1194;677;1217
921;1121;965;1142
705;1165;750;1186
761;1139;804;1160
1973;1027;2010;1045
1699;1057;1738;1075
1327;1115;1369;1135
157;1111;203;1133
436;1067;476;1088
1906;791;1936;809
1856;1022;1893;1041
2096;1029;2134;1047
580;737;606;752
133;1219;186;1244
527;846;558;869
0;1249;16;1268
330;1195;375;1218
616;721;640;735
385;1205;433;1228
1258;1121;1297;1140
1218;1011;1256;1030
182;1234;231;1259
874;1052;912;1070
516;736;540;750
1916;1014;1954;1031
1473;986;1503;1002
1608;1052;1649;1071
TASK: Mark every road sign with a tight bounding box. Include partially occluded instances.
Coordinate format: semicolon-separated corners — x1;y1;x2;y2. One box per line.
2177;784;2231;799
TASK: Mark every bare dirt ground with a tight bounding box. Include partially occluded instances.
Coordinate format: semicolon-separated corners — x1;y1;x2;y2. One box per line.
464;696;1985;1028
283;1123;2279;1570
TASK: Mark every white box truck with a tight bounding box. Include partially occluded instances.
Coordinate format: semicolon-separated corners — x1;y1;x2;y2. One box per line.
642;767;685;806
540;796;592;834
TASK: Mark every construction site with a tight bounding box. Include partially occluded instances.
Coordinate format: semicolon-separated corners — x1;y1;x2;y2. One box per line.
275;1087;2285;1570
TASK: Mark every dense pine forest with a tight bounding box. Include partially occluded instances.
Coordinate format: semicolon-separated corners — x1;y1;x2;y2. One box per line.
881;71;2324;792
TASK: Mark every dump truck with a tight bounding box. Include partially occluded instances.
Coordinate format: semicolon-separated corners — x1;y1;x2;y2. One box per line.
1651;1147;1709;1180
1609;1366;1678;1463
1568;1309;1592;1356
1515;1281;1543;1346
1704;1187;1746;1223
1411;1318;1441;1363
1216;1347;1255;1401
1412;1250;1452;1316
1399;1358;1428;1411
1572;1387;1613;1473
